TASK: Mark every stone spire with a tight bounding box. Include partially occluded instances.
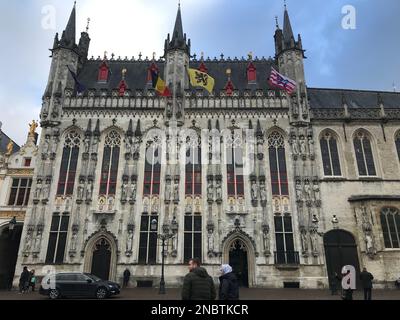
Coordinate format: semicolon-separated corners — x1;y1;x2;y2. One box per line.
165;4;190;54
283;4;294;48
60;2;77;48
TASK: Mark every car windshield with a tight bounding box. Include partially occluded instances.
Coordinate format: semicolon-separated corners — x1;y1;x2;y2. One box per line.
86;274;102;282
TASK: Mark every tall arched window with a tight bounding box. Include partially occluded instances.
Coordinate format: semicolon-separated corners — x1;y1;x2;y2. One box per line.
380;207;400;248
226;131;244;197
268;132;288;196
320;131;341;176
185;136;202;196
395;132;400;162
143;140;162;196
353;131;376;176
100;130;121;196
57;131;81;196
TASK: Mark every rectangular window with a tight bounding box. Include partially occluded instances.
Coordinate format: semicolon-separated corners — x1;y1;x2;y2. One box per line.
329;138;342;176
24;158;32;167
99;145;120;196
184;215;202;263
138;215;158;264
143;145;162;197
320;138;332;176
274;215;296;264
185;146;202;196
8;178;32;206
46;213;70;264
57;145;80;196
226;145;244;197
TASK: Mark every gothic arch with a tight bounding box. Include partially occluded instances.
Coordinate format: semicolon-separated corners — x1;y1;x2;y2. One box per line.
221;229;257;287
318;128;344;176
265;126;288;140
61;125;84;138
83;229;119;281
100;125;124;138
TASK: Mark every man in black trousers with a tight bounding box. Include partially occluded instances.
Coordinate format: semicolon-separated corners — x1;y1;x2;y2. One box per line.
360;267;374;300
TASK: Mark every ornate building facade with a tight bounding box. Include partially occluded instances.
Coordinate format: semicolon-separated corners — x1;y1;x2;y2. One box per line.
0;124;38;289
13;4;400;289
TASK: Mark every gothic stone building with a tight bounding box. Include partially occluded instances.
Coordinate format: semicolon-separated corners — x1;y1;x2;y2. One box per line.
14;4;400;289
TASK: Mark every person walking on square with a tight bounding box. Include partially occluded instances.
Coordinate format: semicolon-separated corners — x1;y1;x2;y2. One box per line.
360;267;374;300
123;268;131;288
28;269;37;292
182;258;216;300
219;264;239;300
18;266;30;294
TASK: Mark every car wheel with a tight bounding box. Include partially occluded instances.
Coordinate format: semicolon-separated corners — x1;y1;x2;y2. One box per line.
96;287;108;299
49;289;60;300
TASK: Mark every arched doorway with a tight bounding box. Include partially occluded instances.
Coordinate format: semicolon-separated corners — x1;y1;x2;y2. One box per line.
324;229;361;290
0;223;23;290
229;240;249;287
91;238;112;280
83;231;118;282
222;231;256;288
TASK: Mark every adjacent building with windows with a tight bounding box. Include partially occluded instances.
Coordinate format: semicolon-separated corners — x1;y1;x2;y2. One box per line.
0;126;38;289
13;4;400;289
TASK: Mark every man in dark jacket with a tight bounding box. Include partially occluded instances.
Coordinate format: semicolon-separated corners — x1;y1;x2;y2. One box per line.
19;266;30;294
360;267;374;300
182;258;216;300
219;264;239;300
123;269;131;288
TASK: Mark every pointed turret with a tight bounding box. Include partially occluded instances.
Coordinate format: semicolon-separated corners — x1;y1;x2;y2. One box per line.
93;120;100;137
60;2;77;48
274;4;304;57
164;4;190;55
85;119;92;137
126;119;133;137
283;6;295;48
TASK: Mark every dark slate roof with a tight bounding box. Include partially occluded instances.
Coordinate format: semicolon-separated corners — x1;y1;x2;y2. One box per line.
308;88;400;109
0;131;20;155
76;58;276;94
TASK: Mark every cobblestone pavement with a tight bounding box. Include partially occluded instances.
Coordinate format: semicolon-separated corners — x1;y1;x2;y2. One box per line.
0;288;399;300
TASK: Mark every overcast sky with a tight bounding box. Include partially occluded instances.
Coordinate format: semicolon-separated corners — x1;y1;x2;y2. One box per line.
0;0;399;145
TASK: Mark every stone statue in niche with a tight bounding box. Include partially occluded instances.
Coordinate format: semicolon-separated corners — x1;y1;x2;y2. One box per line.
174;182;179;201
216;180;222;201
207;226;215;255
299;135;307;156
70;231;78;252
42;184;50;199
303;179;312;201
262;225;271;255
84;136;91;154
310;230;319;257
43;137;50;155
308;138;315;157
207;182;214;201
251;181;258;201
312;179;320;201
126;229;134;254
300;228;308;254
165;181;172;201
34;184;42;199
130;182;137;201
260;182;267;202
291;136;300;156
77;182;85;200
121;182;128;201
86;180;93;201
295;179;303;200
91;137;99;154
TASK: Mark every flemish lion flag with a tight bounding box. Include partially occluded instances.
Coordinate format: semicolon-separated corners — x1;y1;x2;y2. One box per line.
188;68;215;93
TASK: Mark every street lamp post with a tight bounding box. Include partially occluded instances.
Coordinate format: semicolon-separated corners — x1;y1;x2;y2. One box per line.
151;219;174;294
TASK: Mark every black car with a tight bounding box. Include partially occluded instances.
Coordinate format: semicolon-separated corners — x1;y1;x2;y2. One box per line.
39;273;120;299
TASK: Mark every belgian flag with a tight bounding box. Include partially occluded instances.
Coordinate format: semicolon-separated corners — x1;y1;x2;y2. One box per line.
151;70;171;97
